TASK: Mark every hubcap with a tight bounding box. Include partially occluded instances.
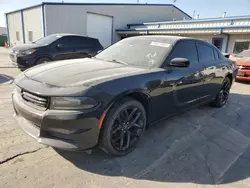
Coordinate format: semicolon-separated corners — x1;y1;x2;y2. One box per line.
219;79;231;105
111;107;145;152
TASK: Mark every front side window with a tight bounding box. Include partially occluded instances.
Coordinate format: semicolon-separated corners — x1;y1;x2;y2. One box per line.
96;37;173;68
197;43;215;62
35;35;63;45
169;41;198;64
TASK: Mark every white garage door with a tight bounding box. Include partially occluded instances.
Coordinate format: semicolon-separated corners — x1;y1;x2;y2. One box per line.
87;13;113;48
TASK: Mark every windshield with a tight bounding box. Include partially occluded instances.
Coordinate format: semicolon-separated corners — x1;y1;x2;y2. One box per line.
237;50;250;57
34;35;63;45
95;37;173;68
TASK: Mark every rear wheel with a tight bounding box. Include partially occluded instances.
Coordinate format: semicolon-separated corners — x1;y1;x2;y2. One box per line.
100;98;146;156
211;77;231;108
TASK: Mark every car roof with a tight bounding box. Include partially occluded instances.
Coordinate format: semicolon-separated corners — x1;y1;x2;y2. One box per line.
48;33;98;40
129;35;207;43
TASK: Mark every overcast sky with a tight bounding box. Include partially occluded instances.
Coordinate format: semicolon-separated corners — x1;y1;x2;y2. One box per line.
1;0;250;27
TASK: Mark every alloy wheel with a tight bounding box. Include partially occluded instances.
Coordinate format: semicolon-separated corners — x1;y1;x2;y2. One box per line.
218;78;231;105
111;106;145;152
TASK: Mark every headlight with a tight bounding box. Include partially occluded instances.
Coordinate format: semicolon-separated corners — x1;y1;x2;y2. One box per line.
18;49;37;56
13;84;22;94
50;97;99;110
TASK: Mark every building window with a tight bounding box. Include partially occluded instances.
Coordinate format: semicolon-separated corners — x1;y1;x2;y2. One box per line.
16;31;20;41
28;31;33;42
233;41;250;54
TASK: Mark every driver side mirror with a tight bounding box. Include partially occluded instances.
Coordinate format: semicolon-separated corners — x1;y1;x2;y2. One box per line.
169;58;190;68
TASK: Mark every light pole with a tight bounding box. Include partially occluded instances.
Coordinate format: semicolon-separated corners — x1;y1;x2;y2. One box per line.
193;10;196;19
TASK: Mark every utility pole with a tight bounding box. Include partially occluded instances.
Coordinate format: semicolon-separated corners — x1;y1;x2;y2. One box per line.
193;10;196;19
137;0;139;4
197;14;200;19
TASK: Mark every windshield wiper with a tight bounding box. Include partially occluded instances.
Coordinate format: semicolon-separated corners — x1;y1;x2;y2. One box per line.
93;57;128;65
109;59;128;65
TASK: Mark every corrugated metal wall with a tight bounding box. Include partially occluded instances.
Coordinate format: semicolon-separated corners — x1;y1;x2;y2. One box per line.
23;6;43;43
7;12;23;45
44;4;191;43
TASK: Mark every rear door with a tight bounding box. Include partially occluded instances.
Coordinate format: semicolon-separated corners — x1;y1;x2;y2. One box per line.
53;36;74;60
196;42;222;99
71;36;103;58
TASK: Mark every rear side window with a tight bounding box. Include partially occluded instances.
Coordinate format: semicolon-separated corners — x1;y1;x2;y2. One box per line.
169;40;198;64
197;43;215;62
70;36;103;50
80;37;103;50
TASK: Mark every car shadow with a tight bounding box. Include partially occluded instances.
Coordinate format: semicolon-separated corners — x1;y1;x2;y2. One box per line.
55;92;250;185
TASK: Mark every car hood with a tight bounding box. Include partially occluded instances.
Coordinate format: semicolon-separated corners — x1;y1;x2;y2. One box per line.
12;43;43;52
236;57;250;66
24;58;146;87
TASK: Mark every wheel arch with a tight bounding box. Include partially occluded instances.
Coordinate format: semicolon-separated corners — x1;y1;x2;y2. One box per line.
106;90;152;123
225;73;233;84
34;56;53;64
98;90;152;141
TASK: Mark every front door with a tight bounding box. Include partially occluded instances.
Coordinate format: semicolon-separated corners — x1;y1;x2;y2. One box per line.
53;36;74;61
150;40;205;122
212;38;223;51
167;40;205;108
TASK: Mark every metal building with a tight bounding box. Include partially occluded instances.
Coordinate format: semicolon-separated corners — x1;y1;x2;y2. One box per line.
5;2;191;48
117;16;250;53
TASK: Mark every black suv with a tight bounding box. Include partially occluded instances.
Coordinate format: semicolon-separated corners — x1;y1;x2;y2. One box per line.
9;34;103;69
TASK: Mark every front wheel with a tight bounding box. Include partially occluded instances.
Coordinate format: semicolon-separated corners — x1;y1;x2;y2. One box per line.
35;57;51;65
100;98;146;156
211;77;231;108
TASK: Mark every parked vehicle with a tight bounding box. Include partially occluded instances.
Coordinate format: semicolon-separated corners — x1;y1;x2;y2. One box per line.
9;34;103;69
12;36;237;156
230;50;250;81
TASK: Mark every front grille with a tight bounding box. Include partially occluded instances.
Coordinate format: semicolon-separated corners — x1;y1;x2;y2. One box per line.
21;91;49;110
239;66;250;70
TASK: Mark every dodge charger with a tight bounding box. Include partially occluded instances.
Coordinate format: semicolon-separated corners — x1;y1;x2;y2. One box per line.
12;36;237;156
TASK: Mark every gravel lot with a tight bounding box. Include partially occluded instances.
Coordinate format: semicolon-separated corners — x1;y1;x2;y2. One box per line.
1;47;250;188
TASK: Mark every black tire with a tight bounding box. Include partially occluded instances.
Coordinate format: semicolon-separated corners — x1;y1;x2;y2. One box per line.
211;77;231;108
100;98;147;156
35;57;51;65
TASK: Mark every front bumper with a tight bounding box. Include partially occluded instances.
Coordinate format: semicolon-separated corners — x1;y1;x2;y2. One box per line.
12;90;102;151
236;69;250;81
9;53;36;68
